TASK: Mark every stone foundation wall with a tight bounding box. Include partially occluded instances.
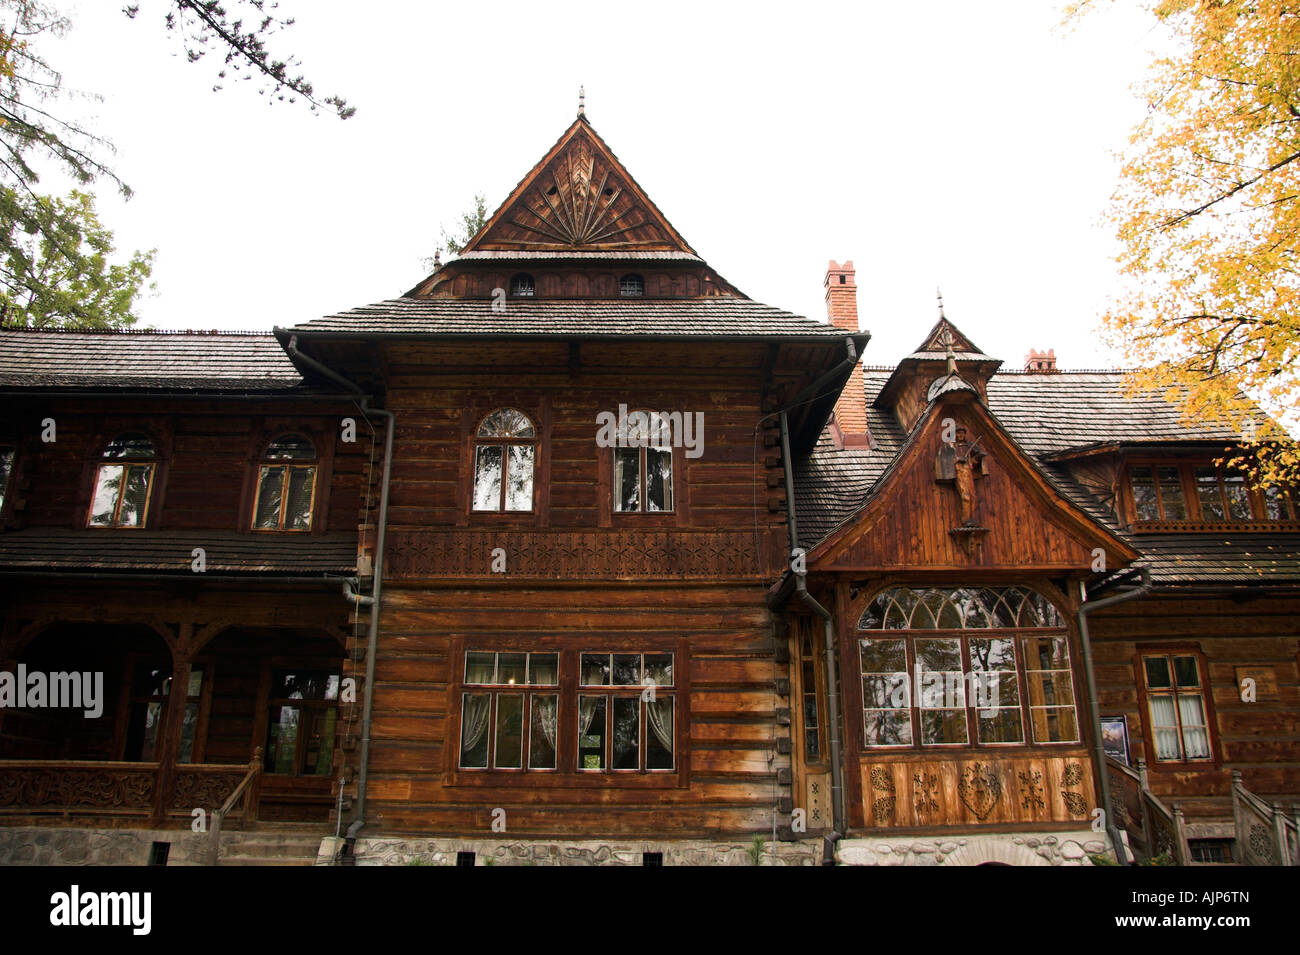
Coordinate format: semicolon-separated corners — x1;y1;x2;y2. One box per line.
835;830;1112;866
336;835;824;866
0;826;212;866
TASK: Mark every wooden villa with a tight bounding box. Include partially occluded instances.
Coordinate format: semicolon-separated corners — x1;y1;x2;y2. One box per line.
0;109;1297;866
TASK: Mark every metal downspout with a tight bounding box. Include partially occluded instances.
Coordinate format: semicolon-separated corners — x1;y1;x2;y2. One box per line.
285;336;393;860
1076;567;1152;866
780;409;846;865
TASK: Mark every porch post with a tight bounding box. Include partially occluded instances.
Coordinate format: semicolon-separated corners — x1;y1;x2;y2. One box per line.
150;625;194;826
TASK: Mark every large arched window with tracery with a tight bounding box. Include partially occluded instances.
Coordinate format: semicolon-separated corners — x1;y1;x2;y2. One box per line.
857;586;1078;749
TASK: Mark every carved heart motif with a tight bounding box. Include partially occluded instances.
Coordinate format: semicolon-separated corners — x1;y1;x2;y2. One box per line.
958;763;1002;820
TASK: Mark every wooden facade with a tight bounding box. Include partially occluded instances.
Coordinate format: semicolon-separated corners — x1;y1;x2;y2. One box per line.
1;111;1297;865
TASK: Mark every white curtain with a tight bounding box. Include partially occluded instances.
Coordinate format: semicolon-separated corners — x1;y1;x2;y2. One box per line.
579;697;600;734
647;698;673;752
1178;694;1211;758
461;694;491;754
535;695;558;749
1148;696;1180;759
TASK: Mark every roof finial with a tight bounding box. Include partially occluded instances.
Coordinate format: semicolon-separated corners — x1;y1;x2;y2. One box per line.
433;249;441;269
938;322;958;375
578;85;585;117
937;285;946;320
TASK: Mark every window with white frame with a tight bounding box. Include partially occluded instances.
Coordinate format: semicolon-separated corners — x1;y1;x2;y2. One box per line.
472;409;536;512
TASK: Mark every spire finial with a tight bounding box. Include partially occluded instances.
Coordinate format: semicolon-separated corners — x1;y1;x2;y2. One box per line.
578;85;585;117
937;286;946;320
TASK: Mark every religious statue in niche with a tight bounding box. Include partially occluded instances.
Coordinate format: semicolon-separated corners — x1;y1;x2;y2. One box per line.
935;425;990;553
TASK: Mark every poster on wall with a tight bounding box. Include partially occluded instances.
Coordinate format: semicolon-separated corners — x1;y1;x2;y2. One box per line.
1100;715;1131;766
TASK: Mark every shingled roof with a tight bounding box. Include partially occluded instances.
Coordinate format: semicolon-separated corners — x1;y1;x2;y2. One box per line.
0;328;311;393
283;296;852;340
0;528;357;576
795;366;1300;589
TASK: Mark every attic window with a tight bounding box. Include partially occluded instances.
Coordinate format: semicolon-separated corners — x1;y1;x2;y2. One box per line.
510;273;535;297
620;274;644;297
839;275;846;284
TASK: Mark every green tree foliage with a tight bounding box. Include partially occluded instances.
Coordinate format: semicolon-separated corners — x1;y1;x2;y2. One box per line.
0;188;155;327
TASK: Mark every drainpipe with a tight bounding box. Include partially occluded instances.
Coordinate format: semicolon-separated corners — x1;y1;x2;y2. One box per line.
1076;567;1152;866
284;335;394;862
780;409;846;865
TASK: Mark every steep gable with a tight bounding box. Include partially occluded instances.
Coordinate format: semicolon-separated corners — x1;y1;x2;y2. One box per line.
809;390;1139;574
460;115;695;254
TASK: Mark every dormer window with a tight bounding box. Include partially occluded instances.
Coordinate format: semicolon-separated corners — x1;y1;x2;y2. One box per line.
1128;460;1299;525
88;434;156;528
253;434;317;531
619;274;644;297
1129;465;1186;521
1194;466;1251;522
510;273;535;297
1263;484;1299;521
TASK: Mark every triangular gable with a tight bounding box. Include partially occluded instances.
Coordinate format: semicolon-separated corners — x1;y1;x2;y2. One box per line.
461;116;696;254
809;394;1139;573
914;316;985;356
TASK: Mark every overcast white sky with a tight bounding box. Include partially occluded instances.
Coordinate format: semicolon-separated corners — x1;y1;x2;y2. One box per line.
44;0;1159;370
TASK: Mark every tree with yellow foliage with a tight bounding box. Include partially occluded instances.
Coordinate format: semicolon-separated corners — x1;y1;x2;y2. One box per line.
1071;0;1300;487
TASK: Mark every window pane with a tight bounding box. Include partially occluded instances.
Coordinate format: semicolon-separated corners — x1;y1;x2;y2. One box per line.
1022;636;1069;670
473;445;503;511
103;434;154;459
302;707;337;776
920;708;968;745
465;652;495;685
1149;695;1181;760
1178;694;1211;758
646;447;672;511
578;696;606;769
614;447;640;512
496;653;526;686
1263;486;1293;521
612;654;641;685
612;698;639;769
495;695;524;769
1172;655;1200;688
968;637;1015;671
1025;670;1074;707
529;695;558;769
528;653;558;685
460;694;490;768
0;447;12;510
126;700;165;761
646;698;674;769
179;701;200;763
115;465;151;526
505;444;534;511
254;466;285;528
1028;706;1078;743
1144;656;1172;689
266;706;300;773
1223;473;1252;521
478;409;534;438
581;654;610;686
864;708;912;746
273;670;339;701
1158;467;1186;519
860;638;907;673
1130;467;1159;520
1195;467;1225;521
284;466;315;530
265;434;315;460
89;464;125;526
644;653;673;687
976;707;1024;744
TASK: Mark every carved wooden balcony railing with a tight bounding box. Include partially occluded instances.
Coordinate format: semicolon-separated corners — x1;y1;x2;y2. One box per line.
1106;756;1190;865
1231;770;1299;866
0;757;263;828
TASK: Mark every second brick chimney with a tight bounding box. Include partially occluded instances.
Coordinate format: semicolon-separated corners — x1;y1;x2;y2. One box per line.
1024;348;1058;373
825;260;870;443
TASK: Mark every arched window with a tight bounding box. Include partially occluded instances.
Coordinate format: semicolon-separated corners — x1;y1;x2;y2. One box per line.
473;409;535;512
88;433;156;528
619;273;644;297
613;410;673;512
253;434;317;531
510;273;535;297
857;586;1077;749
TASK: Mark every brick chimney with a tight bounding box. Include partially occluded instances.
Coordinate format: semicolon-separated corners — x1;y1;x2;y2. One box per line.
824;260;869;443
1024;348;1058;373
